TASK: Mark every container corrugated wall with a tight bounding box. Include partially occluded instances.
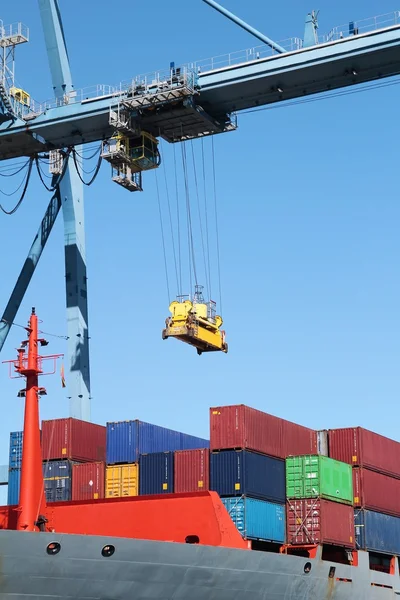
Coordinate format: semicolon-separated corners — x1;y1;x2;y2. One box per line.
174;448;209;493
286;455;353;504
105;464;139;498
353;468;400;517
355;509;400;555
43;459;72;502
7;468;20;505
329;427;400;479
286;498;355;547
106;420;209;465
210;450;285;502
139;452;174;495
222;497;285;542
42;418;106;462
72;462;105;501
9;431;23;469
210;405;317;458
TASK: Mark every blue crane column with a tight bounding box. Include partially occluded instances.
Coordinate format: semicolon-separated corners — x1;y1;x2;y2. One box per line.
39;0;91;421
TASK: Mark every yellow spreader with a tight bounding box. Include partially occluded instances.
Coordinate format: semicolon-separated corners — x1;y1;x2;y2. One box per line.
162;296;228;356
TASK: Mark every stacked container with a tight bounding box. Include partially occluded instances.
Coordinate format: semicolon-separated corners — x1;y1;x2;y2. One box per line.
285;455;354;548
329;427;400;554
106;419;209;498
209;404;318;543
174;448;210;493
7;432;23;505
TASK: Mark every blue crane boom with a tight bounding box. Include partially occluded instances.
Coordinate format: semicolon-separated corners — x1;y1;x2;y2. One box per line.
0;14;400;161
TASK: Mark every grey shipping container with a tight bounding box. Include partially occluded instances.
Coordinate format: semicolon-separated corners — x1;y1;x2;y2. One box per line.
355;509;400;555
210;450;285;502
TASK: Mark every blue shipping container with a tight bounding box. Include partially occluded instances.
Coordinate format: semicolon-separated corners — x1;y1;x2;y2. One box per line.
139;452;174;495
43;460;72;503
222;497;286;542
211;450;285;502
9;431;23;469
355;509;400;555
7;468;21;505
106;420;209;464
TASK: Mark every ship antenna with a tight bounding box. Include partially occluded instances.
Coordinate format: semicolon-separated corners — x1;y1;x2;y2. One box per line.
3;309;63;531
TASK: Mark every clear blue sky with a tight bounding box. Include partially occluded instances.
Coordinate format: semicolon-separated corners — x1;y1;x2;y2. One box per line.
0;0;399;504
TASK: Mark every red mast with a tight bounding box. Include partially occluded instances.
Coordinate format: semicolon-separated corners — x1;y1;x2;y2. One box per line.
4;308;62;532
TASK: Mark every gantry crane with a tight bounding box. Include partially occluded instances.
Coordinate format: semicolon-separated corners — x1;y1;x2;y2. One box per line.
0;0;400;422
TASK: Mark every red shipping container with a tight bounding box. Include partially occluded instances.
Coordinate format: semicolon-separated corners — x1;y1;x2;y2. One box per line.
72;462;105;501
210;405;317;459
353;468;400;517
329;427;400;479
42;418;106;462
286;498;355;547
174;449;210;493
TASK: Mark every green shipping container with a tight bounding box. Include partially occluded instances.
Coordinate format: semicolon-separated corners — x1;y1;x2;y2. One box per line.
286;455;353;505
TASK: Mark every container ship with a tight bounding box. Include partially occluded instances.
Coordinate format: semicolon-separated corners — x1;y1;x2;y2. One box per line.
1;311;400;599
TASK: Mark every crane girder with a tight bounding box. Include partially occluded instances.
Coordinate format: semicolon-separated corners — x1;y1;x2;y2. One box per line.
0;22;400;161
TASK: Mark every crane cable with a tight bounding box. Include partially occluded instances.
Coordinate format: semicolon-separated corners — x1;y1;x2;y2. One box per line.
211;137;223;315
201;138;213;302
0;157;33;215
155;168;171;303
72;147;102;186
173;144;183;297
181;141;198;290
161;140;180;297
190;139;211;301
35;149;72;192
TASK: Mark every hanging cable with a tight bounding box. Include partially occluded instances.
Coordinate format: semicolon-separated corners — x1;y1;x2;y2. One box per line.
201;138;212;302
155;169;171;303
161;141;180;296
211;137;223;314
72;148;102;186
0;158;33;215
73;144;102;161
35;148;72;192
181;141;198;290
0;158;30;178
190;139;210;300
173;144;182;297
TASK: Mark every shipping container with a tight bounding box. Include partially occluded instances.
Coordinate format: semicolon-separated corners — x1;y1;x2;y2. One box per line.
222;496;285;542
286;498;355;547
329;427;400;479
72;462;105;501
286;455;352;504
210;450;285;502
139;452;174;495
317;430;329;456
105;463;139;498
43;459;72;503
355;509;400;555
42;418;106;462
210;405;317;459
353;468;400;517
174;448;209;493
106;420;209;465
7;468;20;505
9;431;23;469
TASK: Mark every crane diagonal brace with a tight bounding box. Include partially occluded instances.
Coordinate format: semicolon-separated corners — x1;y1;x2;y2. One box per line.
0;189;61;352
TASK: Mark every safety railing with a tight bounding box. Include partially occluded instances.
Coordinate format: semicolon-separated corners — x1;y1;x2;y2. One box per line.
320;11;400;44
0;21;29;44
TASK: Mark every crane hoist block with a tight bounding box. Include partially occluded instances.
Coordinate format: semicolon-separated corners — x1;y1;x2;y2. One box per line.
162;300;228;355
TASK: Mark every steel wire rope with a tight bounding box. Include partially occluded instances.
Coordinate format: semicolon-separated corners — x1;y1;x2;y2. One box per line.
173;144;183;297
201;138;213;302
211;137;223;315
181;141;198;290
160;140;180;296
0;158;33;215
190;139;210;300
155;169;171;303
72;148;102;186
0;159;30;177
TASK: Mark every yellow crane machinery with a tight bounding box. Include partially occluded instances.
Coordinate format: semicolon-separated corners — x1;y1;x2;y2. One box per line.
101;131;160;174
162;287;227;355
9;86;30;107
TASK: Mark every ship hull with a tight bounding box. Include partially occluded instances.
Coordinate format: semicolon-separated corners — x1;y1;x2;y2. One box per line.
1;529;399;599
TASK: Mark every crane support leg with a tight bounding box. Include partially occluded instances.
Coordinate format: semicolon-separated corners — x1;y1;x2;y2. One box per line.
0;189;61;352
39;0;91;421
